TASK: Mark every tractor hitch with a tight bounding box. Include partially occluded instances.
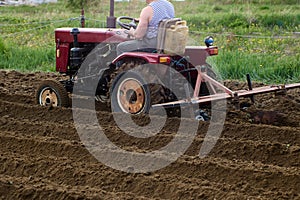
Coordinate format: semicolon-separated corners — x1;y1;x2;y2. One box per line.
152;66;300;110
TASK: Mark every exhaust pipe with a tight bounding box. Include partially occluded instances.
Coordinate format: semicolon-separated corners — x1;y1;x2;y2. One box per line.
107;0;116;28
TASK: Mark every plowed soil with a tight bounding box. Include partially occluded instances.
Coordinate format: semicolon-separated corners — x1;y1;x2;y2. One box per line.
0;70;299;200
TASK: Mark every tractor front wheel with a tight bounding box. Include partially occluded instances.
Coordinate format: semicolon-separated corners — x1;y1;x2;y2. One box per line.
36;80;69;107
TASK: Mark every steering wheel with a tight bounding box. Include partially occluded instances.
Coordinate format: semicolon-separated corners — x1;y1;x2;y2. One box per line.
116;16;138;30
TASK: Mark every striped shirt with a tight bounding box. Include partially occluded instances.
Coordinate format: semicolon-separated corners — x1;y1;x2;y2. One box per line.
146;0;175;39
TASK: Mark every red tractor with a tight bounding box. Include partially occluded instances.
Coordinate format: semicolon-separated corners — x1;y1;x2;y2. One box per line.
36;16;219;115
36;13;300;118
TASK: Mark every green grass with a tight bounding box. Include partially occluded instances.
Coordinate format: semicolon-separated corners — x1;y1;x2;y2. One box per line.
208;50;300;84
0;0;299;83
205;34;300;83
0;44;55;72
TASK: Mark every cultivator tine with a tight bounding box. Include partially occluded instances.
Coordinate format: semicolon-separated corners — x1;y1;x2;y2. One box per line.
246;74;255;103
233;92;240;110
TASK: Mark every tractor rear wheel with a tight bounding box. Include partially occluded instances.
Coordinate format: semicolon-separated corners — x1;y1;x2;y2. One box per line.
36;80;69;107
108;59;168;114
110;71;150;114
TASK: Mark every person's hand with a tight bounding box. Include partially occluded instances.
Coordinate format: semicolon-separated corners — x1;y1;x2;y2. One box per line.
128;27;135;37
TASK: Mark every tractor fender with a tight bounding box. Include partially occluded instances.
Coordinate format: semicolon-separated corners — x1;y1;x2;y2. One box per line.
112;52;169;65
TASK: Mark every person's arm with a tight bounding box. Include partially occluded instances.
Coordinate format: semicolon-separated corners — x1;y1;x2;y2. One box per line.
129;6;153;39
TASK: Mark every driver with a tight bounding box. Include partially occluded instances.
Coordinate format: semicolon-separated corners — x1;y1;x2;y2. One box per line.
116;0;175;56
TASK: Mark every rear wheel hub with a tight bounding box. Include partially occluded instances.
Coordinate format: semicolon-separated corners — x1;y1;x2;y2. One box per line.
117;78;146;114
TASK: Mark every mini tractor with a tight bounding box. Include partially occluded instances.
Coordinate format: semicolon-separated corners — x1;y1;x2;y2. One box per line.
36;15;219;115
36;12;300;116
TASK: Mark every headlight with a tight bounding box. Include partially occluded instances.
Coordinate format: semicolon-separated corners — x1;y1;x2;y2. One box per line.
204;36;214;47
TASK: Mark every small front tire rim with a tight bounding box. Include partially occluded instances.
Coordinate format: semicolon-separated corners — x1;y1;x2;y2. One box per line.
39;87;59;107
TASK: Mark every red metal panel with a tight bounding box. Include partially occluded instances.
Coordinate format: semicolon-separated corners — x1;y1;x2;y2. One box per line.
112;52;167;64
184;46;210;66
55;28;128;43
56;43;69;73
184;46;218;66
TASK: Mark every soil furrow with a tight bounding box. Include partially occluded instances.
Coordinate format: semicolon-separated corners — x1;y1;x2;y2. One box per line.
0;175;150;200
1;125;300;168
1;152;296;199
1;70;300;199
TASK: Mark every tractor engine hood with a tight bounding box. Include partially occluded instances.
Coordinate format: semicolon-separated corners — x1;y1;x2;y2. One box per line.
55;27;129;44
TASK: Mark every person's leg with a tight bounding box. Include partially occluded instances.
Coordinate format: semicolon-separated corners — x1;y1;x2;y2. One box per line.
116;40;142;56
142;37;157;50
116;38;157;56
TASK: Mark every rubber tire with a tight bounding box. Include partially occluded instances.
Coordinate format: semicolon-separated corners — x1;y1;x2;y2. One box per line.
36;79;69;107
110;71;151;114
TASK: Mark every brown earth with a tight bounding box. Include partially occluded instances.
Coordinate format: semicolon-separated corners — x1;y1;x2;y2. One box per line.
0;70;299;200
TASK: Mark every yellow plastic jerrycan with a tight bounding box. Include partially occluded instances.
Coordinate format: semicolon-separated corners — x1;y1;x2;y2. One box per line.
164;20;189;56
